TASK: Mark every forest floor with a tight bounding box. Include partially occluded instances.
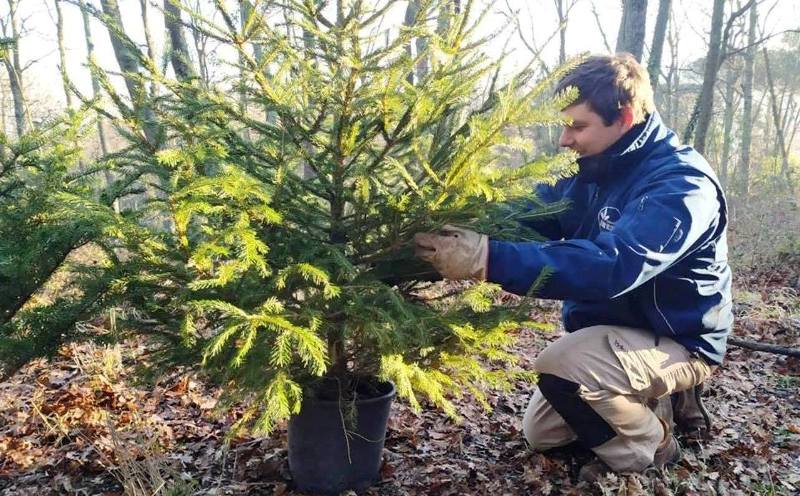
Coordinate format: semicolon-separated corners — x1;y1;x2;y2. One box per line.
1;259;799;495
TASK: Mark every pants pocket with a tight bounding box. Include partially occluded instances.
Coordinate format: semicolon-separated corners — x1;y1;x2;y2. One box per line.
654;358;714;395
607;330;663;395
607;329;710;399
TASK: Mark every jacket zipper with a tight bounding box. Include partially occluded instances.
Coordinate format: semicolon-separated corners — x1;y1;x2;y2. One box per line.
573;186;601;237
653;279;677;336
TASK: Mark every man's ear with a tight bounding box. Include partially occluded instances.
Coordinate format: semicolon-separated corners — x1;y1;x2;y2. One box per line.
618;106;635;130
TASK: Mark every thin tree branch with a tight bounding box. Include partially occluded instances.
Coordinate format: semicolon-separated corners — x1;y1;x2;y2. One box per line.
728;337;800;357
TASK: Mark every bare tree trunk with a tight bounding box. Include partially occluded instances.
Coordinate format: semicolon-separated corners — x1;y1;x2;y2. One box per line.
1;59;24;136
762;48;792;190
555;0;566;65
100;0;160;147
415;3;428;81
54;0;73;109
436;0;458;34
664;9;679;127
236;1;253;139
719;64;737;189
0;75;6;161
79;0;115;210
164;0;196;82
737;1;756;202
589;1;613;53
2;0;27;136
615;0;648;61
139;0;159;99
404;0;420;84
692;0;725;154
777;85;797;151
79;0;109;157
0;75;6;134
786;101;800;152
187;0;211;85
647;0;671;95
241;0;277;123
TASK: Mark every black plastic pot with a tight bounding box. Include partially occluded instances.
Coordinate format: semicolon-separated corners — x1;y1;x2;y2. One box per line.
288;379;395;495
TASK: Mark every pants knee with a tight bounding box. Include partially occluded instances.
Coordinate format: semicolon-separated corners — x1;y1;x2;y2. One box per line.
535;342;570;376
522;407;541;448
523;417;552;451
522;389;575;451
537;373;617;448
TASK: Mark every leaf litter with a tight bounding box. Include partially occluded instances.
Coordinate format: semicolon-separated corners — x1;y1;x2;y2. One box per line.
1;265;799;495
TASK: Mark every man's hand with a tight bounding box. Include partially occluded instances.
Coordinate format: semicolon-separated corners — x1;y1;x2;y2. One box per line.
413;225;488;281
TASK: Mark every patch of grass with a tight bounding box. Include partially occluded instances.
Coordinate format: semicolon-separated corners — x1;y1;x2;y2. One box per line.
776;375;800;389
106;420;197;496
71;342;124;388
734;288;800;321
750;480;788;496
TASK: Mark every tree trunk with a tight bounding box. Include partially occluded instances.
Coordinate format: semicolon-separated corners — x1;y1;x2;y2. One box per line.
786;101;800;152
54;0;72;109
405;0;428;82
0;76;4;135
615;0;648;62
79;0;115;210
187;0;211;85
719;65;737;189
436;0;459;35
556;0;567;65
1;59;24;137
0;77;6;161
139;0;159;100
99;0;160;147
647;0;671;95
778;87;797;151
79;0;108;157
737;1;756;202
692;0;725;154
762;48;792;190
404;0;419;84
164;0;197;82
241;0;276;123
236;1;254;139
2;0;27;136
664;9;679;127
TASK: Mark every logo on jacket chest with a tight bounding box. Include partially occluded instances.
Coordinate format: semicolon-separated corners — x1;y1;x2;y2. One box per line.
598;206;621;231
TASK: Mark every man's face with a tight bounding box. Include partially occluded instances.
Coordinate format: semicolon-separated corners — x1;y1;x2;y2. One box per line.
559;102;631;158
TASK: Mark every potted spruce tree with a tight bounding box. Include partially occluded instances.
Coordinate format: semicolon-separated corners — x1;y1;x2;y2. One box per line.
62;0;576;493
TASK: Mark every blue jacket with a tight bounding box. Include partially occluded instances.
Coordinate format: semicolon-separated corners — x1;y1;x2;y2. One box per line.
488;112;733;364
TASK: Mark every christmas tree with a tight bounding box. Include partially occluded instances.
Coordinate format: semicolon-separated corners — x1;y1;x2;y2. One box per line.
0;112;138;376
2;0;577;434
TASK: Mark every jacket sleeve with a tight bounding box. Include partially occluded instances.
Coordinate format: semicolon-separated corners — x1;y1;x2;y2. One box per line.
516;183;564;241
487;171;721;298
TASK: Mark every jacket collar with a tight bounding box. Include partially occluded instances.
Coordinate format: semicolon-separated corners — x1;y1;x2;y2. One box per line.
575;112;668;184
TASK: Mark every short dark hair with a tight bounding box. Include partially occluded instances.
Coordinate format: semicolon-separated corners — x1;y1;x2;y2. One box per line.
555;53;655;126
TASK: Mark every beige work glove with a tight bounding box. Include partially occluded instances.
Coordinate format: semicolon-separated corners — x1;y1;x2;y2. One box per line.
413;225;489;280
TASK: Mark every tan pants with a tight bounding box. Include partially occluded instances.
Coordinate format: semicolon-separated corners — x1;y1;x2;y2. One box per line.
523;325;714;472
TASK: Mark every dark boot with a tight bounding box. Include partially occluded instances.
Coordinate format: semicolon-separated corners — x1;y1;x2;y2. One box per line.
577;458;612;483
577;436;681;483
649;395;674;432
652;396;682;467
672;383;713;441
653;434;681;467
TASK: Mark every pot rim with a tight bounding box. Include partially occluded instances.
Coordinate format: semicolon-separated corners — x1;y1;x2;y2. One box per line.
304;379;396;405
